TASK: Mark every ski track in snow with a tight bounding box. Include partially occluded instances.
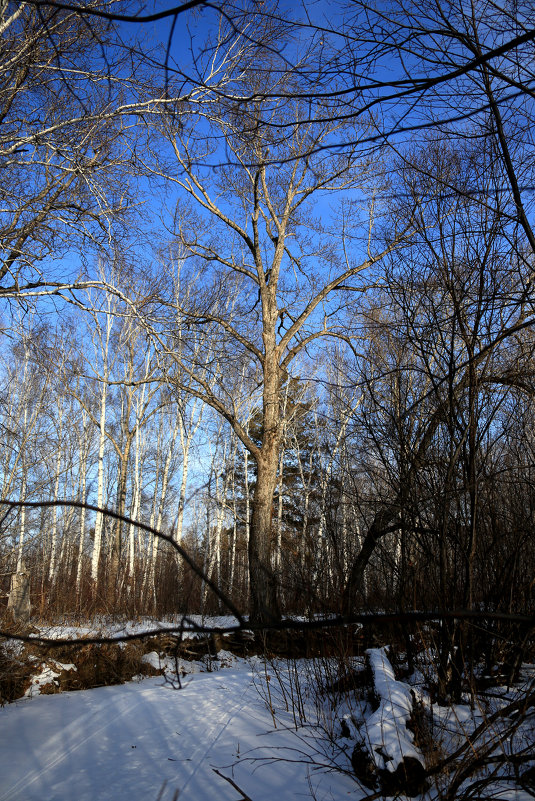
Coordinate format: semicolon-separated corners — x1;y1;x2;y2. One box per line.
3;655;533;801
0;670;259;801
0;661;359;801
0;694;146;801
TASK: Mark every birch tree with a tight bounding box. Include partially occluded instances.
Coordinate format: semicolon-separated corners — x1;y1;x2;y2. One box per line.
72;286;121;590
0;320;51;585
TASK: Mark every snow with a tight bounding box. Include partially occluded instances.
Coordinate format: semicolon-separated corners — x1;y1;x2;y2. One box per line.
30;615;242;642
1;627;533;801
0;659;358;801
140;651;162;670
364;647;425;772
24;660;77;698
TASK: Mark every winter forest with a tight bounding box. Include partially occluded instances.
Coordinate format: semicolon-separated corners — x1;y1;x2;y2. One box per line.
1;1;535;799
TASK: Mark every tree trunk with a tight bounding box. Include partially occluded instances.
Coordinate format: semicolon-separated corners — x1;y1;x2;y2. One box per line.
91;352;109;587
76;461;87;595
249;452;280;624
244;447;250;597
110;445;131;590
248;332;282;624
127;425;142;584
146;408;179;606
48;411;63;583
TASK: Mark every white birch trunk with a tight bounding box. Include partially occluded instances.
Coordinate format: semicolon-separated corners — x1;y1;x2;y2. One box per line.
48;410;64;582
16;471;27;574
90;314;112;585
316;398;362;579
76;411;91;592
229;481;237;597
243;447;250;596
58;504;75;575
201;432;231;609
145;405;182;603
127;351;151;583
76;463;87;592
127;423;141;581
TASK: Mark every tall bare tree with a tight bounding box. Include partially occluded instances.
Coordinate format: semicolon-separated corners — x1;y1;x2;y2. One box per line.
134;13;411;623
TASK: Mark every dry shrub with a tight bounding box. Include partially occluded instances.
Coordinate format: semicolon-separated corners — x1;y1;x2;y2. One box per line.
0;632;166;702
0;648;34;703
0;619;40;703
408;696;445;773
51;640;162;691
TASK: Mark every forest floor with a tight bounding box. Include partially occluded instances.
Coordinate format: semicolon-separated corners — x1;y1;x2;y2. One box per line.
0;616;534;801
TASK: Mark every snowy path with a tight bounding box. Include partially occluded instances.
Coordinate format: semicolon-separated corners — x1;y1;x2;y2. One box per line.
0;670;257;801
0;664;357;801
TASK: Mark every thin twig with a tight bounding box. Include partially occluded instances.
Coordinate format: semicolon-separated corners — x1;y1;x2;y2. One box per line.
212;768;254;800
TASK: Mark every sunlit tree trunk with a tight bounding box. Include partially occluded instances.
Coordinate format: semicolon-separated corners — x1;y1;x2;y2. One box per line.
75;413;91;596
48;407;64;583
91;373;109;583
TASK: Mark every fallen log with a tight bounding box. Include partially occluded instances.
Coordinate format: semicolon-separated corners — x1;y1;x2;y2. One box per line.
353;647;428;797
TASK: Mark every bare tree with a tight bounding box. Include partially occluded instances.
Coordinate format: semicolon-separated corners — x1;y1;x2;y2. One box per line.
0;2;140;298
127;10;413;624
339;131;535;634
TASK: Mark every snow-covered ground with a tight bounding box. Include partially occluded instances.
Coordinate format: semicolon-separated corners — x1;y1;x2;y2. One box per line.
0;654;357;801
29;615;242;642
2;621;534;801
